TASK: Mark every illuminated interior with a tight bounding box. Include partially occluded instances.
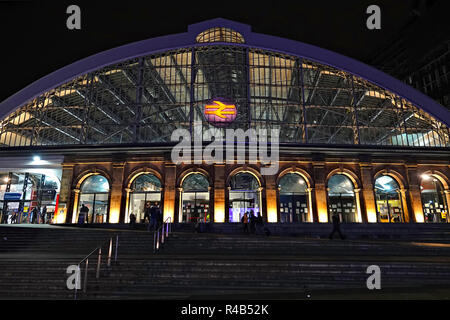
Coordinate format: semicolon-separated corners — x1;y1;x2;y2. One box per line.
374;175;404;223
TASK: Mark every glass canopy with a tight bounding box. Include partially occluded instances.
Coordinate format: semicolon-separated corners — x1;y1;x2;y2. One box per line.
1;43;448;148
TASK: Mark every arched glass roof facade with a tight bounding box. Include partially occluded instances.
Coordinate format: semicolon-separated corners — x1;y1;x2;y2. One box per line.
1;19;449;148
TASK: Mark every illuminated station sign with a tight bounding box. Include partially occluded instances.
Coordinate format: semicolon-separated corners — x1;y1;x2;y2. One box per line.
204;98;237;127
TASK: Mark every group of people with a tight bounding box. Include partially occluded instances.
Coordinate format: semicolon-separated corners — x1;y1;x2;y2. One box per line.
1;205;48;224
129;202;162;231
241;210;267;235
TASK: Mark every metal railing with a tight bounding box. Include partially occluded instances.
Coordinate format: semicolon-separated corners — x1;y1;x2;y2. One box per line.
74;235;119;300
153;217;172;253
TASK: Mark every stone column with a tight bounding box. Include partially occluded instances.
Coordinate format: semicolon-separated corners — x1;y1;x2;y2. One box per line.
306;187;315;222
445;190;450;223
259;187;266;222
109;162;125;223
71;189;80;223
313;163;328;222
213;164;226;223
399;188;411;223
163;164;176;223
354;188;363;223
406;165;423;223
59;164;74;224
359;164;376;223
265;174;278;223
123;188;131;223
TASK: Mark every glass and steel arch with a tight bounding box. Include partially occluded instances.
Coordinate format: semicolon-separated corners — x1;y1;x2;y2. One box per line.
1;19;449;149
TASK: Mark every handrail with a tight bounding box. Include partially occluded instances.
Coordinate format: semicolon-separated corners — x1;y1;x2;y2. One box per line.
153;217;172;253
74;234;119;300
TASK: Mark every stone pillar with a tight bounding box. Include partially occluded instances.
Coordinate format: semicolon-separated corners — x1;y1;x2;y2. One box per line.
360;164;376;223
71;189;80;223
313;163;328;223
163;164;176;223
259;187;267;222
109;162;125;223
445;190;450;223
306;188;315;222
399;188;411;223
265;174;278;223
214;164;226;223
123;188;131;223
58;164;74;224
406;165;423;223
354;188;363;223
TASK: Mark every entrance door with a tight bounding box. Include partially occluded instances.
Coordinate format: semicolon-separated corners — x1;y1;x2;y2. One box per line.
279;194;308;223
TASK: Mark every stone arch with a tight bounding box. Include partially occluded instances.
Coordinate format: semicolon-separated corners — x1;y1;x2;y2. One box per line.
177;167;212;188
125;166;163;189
73;167;112;190
226;166;263;188
420;170;450;190
276;167;313;189
374;168;407;190
326;167;361;189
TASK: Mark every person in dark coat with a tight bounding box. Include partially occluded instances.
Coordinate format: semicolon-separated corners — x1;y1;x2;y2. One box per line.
241;212;249;234
78;204;89;225
40;206;47;224
31;207;39;224
148;203;158;231
249;210;256;234
255;213;264;235
329;214;345;240
143;202;151;224
129;213;136;229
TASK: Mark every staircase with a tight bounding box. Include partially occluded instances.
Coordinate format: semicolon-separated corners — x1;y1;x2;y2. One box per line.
2;224;450;299
86;231;450;299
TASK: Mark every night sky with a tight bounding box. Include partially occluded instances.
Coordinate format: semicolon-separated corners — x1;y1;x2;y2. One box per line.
0;0;444;102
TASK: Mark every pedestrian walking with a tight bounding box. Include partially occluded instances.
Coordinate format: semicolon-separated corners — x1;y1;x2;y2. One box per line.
78;204;89;225
241;212;249;234
249;210;256;234
129;213;136;229
329;214;346;240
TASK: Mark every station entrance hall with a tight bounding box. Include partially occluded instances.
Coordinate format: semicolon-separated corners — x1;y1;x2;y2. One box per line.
0;19;449;227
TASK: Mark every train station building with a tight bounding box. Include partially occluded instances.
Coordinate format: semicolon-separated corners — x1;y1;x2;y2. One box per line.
0;18;449;226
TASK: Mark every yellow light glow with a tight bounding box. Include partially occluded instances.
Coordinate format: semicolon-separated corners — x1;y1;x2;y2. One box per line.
109;208;120;224
214;207;225;223
267;209;278;223
415;212;425;223
367;211;378;223
318;211;328;223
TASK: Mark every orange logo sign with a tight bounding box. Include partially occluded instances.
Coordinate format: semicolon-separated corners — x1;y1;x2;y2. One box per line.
204;99;237;127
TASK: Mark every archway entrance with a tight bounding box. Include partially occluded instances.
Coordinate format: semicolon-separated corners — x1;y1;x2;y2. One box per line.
374;175;404;223
278;173;308;223
228;172;261;223
327;174;356;223
180;173;210;223
78;175;110;223
128;174;162;223
421;175;448;223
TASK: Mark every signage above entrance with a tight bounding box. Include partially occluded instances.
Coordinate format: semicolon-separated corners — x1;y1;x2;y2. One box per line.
4;193;22;201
